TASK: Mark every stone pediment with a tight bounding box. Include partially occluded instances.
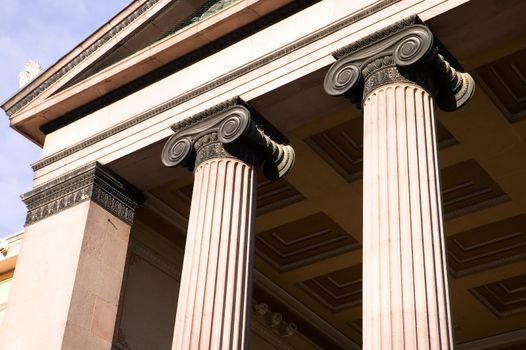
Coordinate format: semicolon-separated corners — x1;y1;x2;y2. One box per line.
1;0;295;145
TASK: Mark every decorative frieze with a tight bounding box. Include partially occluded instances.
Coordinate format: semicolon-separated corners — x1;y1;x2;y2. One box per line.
22;162;144;225
161;97;295;180
324;15;475;111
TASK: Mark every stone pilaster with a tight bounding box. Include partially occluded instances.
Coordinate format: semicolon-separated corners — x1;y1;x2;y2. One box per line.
161;97;294;350
324;16;474;350
1;163;143;350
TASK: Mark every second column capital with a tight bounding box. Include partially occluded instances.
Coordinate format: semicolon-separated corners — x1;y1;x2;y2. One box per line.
161;97;295;180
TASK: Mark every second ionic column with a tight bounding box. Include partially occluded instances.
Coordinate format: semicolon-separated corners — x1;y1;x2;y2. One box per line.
161;98;294;350
324;16;475;350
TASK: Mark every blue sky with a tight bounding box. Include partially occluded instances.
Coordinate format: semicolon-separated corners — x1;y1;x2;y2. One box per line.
0;0;131;237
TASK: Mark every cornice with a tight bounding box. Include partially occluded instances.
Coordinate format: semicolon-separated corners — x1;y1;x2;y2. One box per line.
324;15;475;110
22;162;144;225
5;0;162;117
161;97;294;180
31;0;400;172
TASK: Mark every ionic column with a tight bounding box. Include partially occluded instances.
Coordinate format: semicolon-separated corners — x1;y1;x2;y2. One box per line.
324;16;475;350
161;98;294;350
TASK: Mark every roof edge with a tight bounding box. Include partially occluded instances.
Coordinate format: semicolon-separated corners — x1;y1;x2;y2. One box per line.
1;0;157;114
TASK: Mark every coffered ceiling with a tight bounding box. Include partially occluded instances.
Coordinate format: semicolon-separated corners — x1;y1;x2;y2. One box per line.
108;1;526;348
139;72;526;346
475;47;526;123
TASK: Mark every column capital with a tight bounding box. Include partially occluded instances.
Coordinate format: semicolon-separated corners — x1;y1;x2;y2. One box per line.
324;15;475;111
161;97;295;180
22;162;144;225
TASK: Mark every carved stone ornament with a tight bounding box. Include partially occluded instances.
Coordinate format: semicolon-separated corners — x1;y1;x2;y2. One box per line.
22;162;144;225
324;15;475;111
253;299;297;337
0;240;8;257
19;60;44;88
161;97;295;181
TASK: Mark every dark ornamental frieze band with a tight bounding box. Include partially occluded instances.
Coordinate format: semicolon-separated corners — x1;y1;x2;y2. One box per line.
324;15;475;110
161;97;295;181
22;162;144;225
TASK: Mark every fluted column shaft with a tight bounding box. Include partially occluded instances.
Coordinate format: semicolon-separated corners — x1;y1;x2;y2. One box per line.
323;17;474;350
362;83;453;350
162;99;295;350
172;157;256;350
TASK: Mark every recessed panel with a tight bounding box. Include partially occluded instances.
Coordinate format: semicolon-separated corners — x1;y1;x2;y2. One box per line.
256;177;305;215
115;241;179;349
299;264;362;311
471;273;526;318
305;118;456;182
304;118;364;182
256;212;359;271
448;214;526;276
476;47;526;122
441;159;509;219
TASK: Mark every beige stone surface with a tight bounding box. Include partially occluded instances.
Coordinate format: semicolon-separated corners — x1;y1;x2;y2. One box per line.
114;238;180;350
0;201;131;350
362;83;453;349
172;158;257;350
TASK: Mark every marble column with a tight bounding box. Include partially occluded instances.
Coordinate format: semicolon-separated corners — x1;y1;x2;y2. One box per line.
161;98;294;350
324;16;475;349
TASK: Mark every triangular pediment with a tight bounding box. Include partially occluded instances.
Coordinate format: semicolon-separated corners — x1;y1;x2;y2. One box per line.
57;0;225;93
2;0;248;144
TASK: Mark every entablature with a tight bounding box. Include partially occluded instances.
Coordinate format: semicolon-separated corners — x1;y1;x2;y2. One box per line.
28;0;473;187
2;0;300;145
